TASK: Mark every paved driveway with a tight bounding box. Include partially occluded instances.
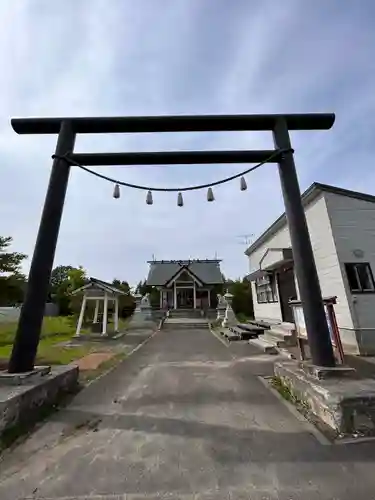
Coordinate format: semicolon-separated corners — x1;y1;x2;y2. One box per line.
1;328;375;499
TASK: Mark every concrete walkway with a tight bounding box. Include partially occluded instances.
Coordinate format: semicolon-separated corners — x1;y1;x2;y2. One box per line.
1;328;375;499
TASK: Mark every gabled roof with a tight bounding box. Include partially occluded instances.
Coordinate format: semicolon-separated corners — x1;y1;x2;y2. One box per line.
245;182;375;256
71;277;125;295
146;259;223;286
164;265;204;287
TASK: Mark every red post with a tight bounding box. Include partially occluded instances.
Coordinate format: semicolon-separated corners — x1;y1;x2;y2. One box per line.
326;302;345;364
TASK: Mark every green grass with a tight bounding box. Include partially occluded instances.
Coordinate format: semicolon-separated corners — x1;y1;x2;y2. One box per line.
0;316;84;343
271;376;295;403
0;315;131;368
236;313;253;323
37;345;92;365
0;316;92;366
118;317;130;331
271;376;310;412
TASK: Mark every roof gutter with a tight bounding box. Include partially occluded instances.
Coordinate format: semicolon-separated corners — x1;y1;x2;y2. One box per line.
244;183;321;256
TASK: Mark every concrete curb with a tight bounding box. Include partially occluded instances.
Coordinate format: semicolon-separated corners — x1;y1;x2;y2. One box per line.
259;375;375;446
257;375;331;446
209;327;231;348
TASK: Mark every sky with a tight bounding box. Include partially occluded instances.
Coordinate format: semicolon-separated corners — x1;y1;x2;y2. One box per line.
1;0;374;287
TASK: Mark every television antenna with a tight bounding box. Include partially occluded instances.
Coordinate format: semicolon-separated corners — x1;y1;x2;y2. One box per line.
237;234;254;246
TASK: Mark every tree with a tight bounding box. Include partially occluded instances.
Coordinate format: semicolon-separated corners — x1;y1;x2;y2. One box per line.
50;265;74;292
49;264;88;315
0;273;27;306
66;266;88;314
135;279;149;295
0;236;27;275
67;266;87;293
0;236;27;306
112;279;135;317
135;278;160;308
227;277;254;319
148;287;160;308
112;279;130;294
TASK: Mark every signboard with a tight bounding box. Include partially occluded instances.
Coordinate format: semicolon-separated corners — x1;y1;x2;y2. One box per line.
290;297;345;364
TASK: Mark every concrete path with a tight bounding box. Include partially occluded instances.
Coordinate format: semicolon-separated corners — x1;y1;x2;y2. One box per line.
1;328;375;499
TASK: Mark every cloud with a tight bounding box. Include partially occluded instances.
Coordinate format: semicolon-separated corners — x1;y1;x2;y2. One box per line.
1;0;374;285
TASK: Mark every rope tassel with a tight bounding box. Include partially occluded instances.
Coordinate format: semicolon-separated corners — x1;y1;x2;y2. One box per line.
113;183;120;199
146;190;153;205
207;187;215;202
240;176;247;191
177;192;184;207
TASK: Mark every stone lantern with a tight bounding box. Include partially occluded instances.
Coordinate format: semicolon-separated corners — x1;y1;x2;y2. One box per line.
216;294;227;320
133;293;142;313
128;292;154;329
222;290;236;327
141;293;153;321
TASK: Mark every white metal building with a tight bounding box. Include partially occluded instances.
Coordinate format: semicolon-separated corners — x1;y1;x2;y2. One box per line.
245;182;375;355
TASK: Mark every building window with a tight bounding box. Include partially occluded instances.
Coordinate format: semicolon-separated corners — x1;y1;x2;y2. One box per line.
255;274;278;303
345;263;375;293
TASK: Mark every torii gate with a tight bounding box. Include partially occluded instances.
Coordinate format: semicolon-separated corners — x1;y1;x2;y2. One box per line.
8;113;336;373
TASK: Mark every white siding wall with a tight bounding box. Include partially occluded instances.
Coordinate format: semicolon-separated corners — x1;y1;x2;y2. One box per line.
307;195;354;339
249;194;355;349
326;192;375;353
249;223;290;322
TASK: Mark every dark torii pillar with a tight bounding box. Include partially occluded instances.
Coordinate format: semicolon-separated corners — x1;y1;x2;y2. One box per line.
8;113;336;373
8;121;76;373
273;118;335;367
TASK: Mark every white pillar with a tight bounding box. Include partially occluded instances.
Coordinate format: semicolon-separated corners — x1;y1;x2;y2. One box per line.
114;297;119;332
93;299;99;323
193;282;196;309
207;289;211;308
102;292;108;335
174;282;177;309
75;295;87;337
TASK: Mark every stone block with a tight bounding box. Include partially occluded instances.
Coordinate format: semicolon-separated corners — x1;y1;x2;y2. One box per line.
249;337;278;354
300;361;355;380
0;366;51;386
140;305;153;321
74;331;117;341
128;313;155;330
0;365;79;435
274;360;375;435
221;307;237;328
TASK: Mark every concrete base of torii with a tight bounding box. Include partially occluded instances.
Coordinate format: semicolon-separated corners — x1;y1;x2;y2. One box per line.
274;359;375;439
